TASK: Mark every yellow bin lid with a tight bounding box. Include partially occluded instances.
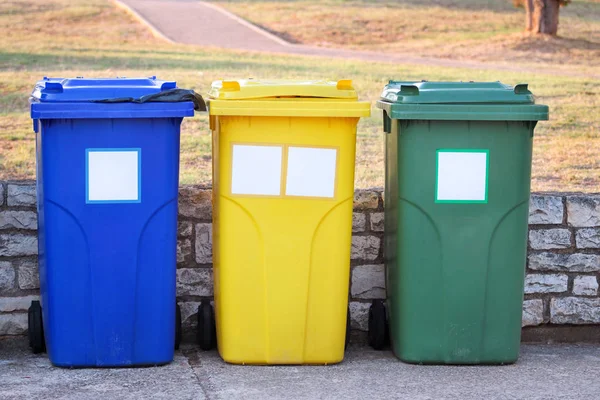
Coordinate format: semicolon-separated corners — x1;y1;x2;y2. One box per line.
208;79;371;117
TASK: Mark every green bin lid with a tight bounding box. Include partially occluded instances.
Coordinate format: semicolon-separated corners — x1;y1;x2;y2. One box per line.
377;81;549;121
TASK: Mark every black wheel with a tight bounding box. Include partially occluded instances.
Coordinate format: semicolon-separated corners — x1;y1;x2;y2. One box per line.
197;300;216;351
345;306;351;350
175;304;182;350
368;299;386;350
28;300;45;354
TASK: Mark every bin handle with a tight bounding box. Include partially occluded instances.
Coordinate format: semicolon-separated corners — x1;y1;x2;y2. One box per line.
514;83;531;95
44;82;63;93
222;81;241;91
336;80;353;90
399;85;419;96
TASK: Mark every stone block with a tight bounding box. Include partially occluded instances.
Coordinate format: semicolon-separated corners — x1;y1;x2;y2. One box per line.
529;195;564;225
572;276;598;296
528;252;600;273
524;274;568;294
529;229;571;250
0;313;28;335
353;191;379;211
567;196;600;227
0;261;16;291
7;184;36;207
0;211;37;230
178;221;193;237
352;213;366;233
550;297;600;324
351;236;380;261
17;260;39;290
176;268;213;297
349;301;370;331
178;301;201;327
179;186;212;220
195;223;212;264
177;238;192;264
351;264;385;299
0;295;39;312
522;299;544;327
575;228;600;249
369;213;384;232
0;234;37;256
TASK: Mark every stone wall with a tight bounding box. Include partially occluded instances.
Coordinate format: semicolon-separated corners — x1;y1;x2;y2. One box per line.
1;181;599;340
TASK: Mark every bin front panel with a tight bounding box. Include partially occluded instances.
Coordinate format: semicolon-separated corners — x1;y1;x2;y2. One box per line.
386;119;534;364
36;117;181;367
212;115;358;365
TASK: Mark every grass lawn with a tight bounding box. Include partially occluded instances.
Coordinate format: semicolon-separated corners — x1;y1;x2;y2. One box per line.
0;0;598;192
215;0;600;77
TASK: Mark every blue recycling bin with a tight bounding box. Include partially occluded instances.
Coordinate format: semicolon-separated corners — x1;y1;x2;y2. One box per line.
29;77;195;367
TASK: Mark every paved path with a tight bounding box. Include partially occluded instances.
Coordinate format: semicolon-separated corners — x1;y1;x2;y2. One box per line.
2;337;600;399
116;0;597;78
116;0;288;51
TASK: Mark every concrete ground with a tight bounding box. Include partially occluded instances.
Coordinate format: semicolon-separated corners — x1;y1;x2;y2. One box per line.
2;338;600;399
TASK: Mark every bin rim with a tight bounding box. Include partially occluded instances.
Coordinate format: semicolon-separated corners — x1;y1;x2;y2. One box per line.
29;77;198;120
377;100;549;121
30;101;195;121
31;76;179;103
379;81;541;106
209;99;370;118
208;79;361;101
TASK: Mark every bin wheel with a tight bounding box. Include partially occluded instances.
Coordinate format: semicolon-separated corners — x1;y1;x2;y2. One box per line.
368;300;386;350
345;306;351;350
28;300;45;354
175;304;182;350
197;300;216;351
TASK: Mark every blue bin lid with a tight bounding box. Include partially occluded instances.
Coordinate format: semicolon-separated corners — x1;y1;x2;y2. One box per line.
30;76;195;120
31;76;176;102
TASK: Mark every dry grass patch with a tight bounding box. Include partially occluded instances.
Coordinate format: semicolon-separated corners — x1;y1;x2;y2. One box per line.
0;0;598;192
215;0;600;76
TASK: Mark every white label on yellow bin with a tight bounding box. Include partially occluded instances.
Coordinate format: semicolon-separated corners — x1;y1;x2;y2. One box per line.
435;150;489;203
231;145;282;196
286;147;337;198
86;149;141;203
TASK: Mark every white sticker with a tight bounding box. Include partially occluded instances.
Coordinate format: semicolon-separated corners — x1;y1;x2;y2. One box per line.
87;149;140;203
231;145;282;196
286;147;337;198
436;151;488;202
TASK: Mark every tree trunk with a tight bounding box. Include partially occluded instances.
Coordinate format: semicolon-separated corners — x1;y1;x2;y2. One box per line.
524;0;534;31
529;0;560;35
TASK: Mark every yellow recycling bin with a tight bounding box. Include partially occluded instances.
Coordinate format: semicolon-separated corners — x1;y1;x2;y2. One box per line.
200;79;370;365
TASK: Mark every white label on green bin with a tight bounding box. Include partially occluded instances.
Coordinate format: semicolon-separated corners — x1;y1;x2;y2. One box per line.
86;149;141;204
285;147;337;198
231;144;282;196
435;149;489;204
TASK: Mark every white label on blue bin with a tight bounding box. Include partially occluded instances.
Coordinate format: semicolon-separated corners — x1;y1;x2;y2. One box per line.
286;147;337;198
435;150;488;203
231;145;282;196
86;149;141;203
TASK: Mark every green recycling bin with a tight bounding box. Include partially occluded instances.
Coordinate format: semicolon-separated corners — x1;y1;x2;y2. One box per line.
369;81;549;364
